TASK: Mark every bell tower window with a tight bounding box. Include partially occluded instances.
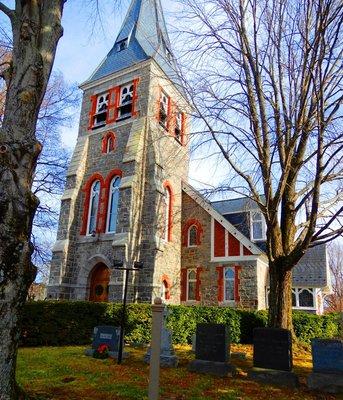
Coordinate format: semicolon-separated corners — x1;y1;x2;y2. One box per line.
159;91;169;128
118;83;133;119
175;110;182;142
94;94;109;127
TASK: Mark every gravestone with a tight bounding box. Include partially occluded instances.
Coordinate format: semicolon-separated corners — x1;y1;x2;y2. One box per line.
307;338;343;394
85;326;127;358
188;323;236;377
144;308;178;367
247;328;298;387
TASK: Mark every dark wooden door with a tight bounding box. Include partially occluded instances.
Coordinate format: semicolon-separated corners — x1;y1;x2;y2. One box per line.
89;263;110;302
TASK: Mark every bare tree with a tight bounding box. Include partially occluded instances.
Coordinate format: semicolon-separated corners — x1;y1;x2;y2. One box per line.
0;2;66;398
326;241;343;312
179;0;343;329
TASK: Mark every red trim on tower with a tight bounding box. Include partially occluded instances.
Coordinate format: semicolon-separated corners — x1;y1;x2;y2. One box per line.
195;267;203;301
182;218;203;246
88;95;97;130
163;180;174;242
214;220;225;257
161;274;171;300
216;266;224;302
234;265;241;301
106;87;119;124
167;98;173;132
80;173;105;235
228;233;240;256
181;113;186;145
131;78;140;117
102;132;116;154
180;268;187;302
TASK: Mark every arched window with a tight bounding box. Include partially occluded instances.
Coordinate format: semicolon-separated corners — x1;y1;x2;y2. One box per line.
118;83;134;118
163;184;172;241
187;269;197;301
106;176;121;233
87;180;100;235
224;267;235;301
188;225;198;247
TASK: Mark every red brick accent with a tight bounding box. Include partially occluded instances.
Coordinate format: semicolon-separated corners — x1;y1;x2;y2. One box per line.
234;265;241;301
228;233;240;256
131;78;140;117
195;267;203;301
180;268;187;301
99;169;123;233
214;220;225;257
182;218;203;246
161;274;171;300
88;95;97;130
243;246;252;255
216;266;224;302
106;87;120;124
181;113;186;145
163;180;174;242
101;132;116;154
80;173;105;235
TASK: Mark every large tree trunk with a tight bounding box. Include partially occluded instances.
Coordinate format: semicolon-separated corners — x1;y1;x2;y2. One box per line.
268;261;293;331
0;3;64;399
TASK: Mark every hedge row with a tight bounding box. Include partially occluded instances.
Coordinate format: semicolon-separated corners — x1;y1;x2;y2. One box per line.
20;301;340;347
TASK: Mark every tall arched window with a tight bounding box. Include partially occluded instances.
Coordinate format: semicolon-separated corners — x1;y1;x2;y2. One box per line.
163;184;172;241
106;176;121;233
87;180;100;234
188;225;198;247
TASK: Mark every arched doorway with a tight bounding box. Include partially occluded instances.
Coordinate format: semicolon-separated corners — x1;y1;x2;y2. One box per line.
89;263;110;302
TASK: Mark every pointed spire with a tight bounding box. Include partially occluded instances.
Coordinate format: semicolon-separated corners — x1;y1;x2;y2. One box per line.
88;0;180;85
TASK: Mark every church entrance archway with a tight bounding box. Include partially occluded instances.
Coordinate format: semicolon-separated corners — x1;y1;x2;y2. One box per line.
89;263;110;302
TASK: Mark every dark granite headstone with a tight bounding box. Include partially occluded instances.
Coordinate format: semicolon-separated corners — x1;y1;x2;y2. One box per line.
311;339;343;374
253;327;292;371
92;326;120;352
188;323;235;377
195;323;229;362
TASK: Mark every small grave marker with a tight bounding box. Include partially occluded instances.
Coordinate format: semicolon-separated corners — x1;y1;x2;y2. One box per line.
307;338;343;394
188;323;236;377
85;326;125;358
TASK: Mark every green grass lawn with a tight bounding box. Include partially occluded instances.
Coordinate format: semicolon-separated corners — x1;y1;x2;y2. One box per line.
17;344;341;400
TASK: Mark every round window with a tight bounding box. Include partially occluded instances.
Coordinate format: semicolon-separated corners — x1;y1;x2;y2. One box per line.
95;285;104;296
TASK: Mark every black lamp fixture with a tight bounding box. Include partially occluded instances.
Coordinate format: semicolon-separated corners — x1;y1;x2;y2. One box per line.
113;258;143;364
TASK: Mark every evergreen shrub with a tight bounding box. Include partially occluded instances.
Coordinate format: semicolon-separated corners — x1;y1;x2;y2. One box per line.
20;301;340;347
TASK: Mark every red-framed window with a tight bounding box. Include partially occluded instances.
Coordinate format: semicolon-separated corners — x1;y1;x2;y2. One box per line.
88;79;139;130
161;274;171;300
163;181;173;242
80;173;105;236
182;218;203;247
102;132;116;154
180;267;203;302
80;169;123;235
216;265;241;302
156;87;186;145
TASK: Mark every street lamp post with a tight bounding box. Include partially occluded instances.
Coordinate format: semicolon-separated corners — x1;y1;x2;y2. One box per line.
113;259;143;364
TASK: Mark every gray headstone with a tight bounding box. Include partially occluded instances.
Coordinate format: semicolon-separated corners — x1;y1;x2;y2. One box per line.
253;328;292;371
144;327;178;367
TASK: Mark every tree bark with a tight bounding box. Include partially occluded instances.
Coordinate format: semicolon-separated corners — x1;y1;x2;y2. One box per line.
268;261;293;330
0;2;65;399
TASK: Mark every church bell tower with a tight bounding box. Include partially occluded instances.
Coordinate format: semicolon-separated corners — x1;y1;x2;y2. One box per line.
47;0;190;303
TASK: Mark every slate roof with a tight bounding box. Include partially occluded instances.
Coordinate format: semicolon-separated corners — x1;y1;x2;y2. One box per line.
87;0;184;91
211;196;264;214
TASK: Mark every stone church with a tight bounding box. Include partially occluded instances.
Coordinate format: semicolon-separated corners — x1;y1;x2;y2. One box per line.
48;0;331;314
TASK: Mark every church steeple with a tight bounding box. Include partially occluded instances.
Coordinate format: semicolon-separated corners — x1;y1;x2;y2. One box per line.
88;0;180;85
